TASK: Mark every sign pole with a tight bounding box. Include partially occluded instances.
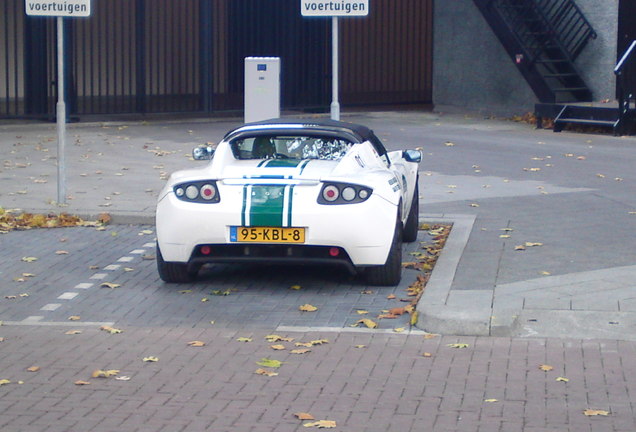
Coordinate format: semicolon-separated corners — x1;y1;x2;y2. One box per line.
56;16;66;205
330;16;340;121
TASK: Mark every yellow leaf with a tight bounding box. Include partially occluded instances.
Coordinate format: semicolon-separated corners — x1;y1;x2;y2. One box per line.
100;282;121;289
143;356;159;362
254;368;278;377
124;267;134;272
356;310;369;315
393;327;405;333
187;341;205;347
201;298;209;302
21;257;38;263
525;242;543;247
265;335;294;342
55;250;69;255
100;326;122;334
91;369;119;378
484;399;498;403
290;348;312;354
65;330;82;335
27;366;40;372
583;409;609;416
0;379;10;386
295;342;313;347
294;412;315;420
422;352;433;357
309;339;329;345
68;316;81;321
354;345;367;349
447;343;469;349
270;344;286;350
410;311;419;326
299;304;318;312
556;377;569;382
387;294;396;299
74;380;90;385
290;284;302;290
539;364;553;371
303;420;337;428
236;337;252;343
256;358;283;368
356;319;378;329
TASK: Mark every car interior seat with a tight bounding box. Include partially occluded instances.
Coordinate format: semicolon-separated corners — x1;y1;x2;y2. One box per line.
252;136;275;159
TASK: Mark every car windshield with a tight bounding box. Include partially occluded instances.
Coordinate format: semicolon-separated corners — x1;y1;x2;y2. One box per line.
231;135;354;161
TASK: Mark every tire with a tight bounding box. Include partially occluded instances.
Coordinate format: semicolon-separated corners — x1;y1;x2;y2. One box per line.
365;220;403;286
156;244;196;283
403;184;419;243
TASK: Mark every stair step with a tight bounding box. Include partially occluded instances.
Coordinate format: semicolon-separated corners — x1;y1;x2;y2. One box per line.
555;118;617;126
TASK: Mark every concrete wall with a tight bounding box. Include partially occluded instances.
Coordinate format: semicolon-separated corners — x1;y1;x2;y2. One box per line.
433;0;619;116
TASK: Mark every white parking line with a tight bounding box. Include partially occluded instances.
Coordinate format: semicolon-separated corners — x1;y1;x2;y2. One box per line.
117;257;134;263
90;273;107;280
58;292;79;300
104;264;121;271
41;304;62;311
74;283;93;289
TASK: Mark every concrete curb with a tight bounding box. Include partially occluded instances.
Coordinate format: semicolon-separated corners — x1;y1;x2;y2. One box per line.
415;213;493;336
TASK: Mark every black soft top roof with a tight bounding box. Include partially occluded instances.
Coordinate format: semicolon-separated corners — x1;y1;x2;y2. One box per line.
224;117;376;143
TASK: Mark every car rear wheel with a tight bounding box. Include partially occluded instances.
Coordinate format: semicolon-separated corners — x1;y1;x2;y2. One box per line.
157;245;196;283
403;184;419;243
365;220;402;286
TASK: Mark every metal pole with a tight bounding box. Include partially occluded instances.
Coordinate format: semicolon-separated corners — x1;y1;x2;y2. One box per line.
330;16;340;121
56;17;66;205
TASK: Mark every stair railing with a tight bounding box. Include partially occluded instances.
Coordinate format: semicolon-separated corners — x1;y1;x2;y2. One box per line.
614;40;636;135
535;0;596;60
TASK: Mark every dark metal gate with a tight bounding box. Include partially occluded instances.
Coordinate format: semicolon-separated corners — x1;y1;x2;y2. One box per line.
1;0;433;119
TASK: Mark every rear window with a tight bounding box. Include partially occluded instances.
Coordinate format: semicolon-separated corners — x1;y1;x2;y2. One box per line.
231;135;353;161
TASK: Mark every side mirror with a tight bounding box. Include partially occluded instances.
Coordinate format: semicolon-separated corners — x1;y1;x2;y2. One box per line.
193;146;214;161
403;149;422;163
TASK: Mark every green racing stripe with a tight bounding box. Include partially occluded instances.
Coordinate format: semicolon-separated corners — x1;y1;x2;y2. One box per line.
242;184;295;227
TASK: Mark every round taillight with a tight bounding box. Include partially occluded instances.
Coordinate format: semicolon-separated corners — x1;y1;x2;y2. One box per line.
323;185;339;202
342;187;356;201
201;245;211;255
358;189;369;200
329;247;340;257
200;184;216;200
175;187;185;197
185;185;199;200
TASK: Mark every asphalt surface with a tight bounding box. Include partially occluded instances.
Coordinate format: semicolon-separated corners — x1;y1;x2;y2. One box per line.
1;110;636;431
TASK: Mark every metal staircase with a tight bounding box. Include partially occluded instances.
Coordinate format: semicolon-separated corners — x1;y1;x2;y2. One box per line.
473;0;596;103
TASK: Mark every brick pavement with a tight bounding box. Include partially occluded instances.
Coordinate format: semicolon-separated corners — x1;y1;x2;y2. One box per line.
1;325;635;431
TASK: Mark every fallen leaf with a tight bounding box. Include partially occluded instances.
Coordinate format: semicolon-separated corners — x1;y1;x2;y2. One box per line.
299;304;318;312
389;307;405;316
236;337;252;343
355;319;378;329
290;348;312;354
270;344;286;350
422;352;433;357
100;326;122;334
354;345;367;349
115;376;131;381
65;330;82;335
143;356;159;362
187;341;205;347
294;413;315;420
21;257;38;263
290;284;302;290
310;339;329;345
386;294;396;299
255;368;278;377
91;369;119;378
265;335;294;342
583;409;609;416
74;380;90;385
27;366;40;372
100;282;121;289
303;420;337;428
484;399;498;403
356;310;369;315
556;377;569;382
55;250;69;255
393;327;405;333
68;316;81;321
539;364;553;371
447;343;469;349
256;358;283;368
360;290;373;294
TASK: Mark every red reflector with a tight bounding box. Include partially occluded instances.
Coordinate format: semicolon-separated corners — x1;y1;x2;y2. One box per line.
326;190;336;198
201;246;211;255
329;247;340;257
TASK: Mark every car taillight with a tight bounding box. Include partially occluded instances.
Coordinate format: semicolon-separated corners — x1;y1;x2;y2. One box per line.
318;182;372;205
173;181;220;203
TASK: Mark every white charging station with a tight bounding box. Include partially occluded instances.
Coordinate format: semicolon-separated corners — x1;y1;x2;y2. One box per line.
244;57;281;123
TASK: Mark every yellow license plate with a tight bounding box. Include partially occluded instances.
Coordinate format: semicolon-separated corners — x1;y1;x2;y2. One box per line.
231;226;305;243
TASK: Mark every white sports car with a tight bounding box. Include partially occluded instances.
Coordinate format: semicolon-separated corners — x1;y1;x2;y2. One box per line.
156;118;421;286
